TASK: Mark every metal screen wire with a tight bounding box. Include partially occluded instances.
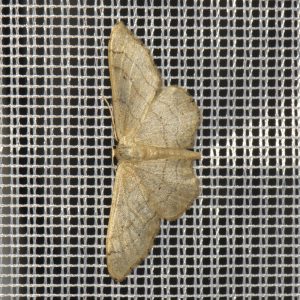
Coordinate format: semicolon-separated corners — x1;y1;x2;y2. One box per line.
1;1;300;298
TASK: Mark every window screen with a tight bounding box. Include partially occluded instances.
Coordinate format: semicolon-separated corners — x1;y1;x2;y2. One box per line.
1;1;299;298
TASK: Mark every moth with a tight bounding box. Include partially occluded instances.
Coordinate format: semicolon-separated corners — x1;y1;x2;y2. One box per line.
106;21;202;282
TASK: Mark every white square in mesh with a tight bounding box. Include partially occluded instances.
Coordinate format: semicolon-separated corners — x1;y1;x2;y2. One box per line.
0;1;299;298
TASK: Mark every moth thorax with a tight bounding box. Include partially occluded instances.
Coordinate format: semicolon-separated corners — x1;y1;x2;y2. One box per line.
114;143;147;161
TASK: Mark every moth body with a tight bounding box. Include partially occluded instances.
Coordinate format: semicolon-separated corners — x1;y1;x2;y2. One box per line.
115;141;200;162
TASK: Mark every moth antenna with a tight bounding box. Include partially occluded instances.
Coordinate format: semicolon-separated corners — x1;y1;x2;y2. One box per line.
110;153;117;173
102;96;119;142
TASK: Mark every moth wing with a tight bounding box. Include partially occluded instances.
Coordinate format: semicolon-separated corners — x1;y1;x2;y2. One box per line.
108;21;162;140
132;159;200;220
129;86;201;148
106;162;160;282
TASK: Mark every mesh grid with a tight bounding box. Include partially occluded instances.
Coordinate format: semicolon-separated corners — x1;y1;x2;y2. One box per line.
1;1;300;298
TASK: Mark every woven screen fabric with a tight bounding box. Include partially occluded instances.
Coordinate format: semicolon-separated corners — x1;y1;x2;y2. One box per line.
1;1;299;298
